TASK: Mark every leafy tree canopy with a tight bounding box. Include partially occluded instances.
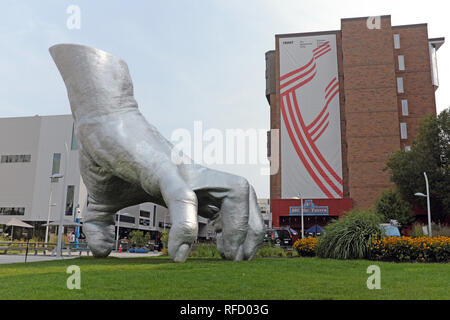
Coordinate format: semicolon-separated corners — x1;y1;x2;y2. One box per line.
386;109;450;222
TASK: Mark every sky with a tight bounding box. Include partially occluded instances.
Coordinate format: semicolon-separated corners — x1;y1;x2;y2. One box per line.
0;0;449;199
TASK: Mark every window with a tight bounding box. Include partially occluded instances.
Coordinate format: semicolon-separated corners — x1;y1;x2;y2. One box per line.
0;207;25;215
71;124;79;150
401;99;409;116
394;34;400;49
397;77;404;93
51;153;61;182
400;123;408;139
153;205;156;227
405;146;411;152
140;210;150;218
65;185;75;216
139;218;150;226
1;154;31;163
398;55;405;70
116;214;135;224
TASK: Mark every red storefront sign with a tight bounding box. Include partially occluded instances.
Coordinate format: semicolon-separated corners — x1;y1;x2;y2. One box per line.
271;198;353;227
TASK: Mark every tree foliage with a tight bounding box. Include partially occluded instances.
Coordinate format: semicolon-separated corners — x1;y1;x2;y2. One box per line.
386;109;450;222
375;189;414;230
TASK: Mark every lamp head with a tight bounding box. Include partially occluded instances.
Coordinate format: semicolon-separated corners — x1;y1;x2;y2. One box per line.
414;192;427;197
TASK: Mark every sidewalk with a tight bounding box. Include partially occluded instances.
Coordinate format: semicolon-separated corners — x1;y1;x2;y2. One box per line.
0;255;77;265
0;250;163;264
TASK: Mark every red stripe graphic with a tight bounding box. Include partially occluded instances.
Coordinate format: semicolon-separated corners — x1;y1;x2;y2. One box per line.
282;71;317;94
292;93;342;189
314;48;331;59
280;63;316;90
325;77;337;92
280;96;334;198
325;82;339;99
290;93;343;196
312;122;329;142
313;44;330;57
280;57;314;81
307;87;339;130
313;41;330;52
279;41;343;198
310;112;329;137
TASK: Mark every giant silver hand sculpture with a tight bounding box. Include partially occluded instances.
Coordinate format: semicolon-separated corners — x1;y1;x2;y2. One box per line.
49;44;265;262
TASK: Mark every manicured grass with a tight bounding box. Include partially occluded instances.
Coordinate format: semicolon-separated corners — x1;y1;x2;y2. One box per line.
0;256;448;300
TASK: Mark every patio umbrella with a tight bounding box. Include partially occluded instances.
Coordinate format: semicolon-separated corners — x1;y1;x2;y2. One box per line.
6;218;34;241
305;224;324;236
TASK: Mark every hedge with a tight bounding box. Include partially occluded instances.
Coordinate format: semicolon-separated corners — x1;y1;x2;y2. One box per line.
368;236;450;263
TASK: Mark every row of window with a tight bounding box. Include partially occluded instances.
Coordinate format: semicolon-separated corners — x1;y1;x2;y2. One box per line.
0;207;25;215
1;154;31;163
394;35;411;152
115;207;159;227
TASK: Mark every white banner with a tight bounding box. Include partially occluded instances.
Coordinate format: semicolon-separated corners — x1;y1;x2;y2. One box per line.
279;34;343;199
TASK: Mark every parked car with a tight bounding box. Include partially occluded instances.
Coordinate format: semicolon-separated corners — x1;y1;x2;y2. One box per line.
264;228;293;247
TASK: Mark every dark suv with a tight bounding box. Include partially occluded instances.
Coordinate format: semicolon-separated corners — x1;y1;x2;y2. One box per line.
264;228;293;247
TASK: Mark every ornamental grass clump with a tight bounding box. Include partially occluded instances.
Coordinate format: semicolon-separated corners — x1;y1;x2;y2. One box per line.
316;209;383;260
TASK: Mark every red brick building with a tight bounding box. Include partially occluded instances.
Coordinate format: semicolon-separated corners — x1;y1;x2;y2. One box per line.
265;15;444;232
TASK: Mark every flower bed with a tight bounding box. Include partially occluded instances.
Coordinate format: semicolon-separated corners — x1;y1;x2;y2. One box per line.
293;237;318;257
368;236;450;262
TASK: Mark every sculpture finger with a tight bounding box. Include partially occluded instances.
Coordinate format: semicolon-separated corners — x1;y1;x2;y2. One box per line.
218;178;250;261
242;185;265;260
83;204;116;257
158;172;199;263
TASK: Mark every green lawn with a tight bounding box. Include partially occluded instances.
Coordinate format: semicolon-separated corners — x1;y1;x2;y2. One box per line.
0;256;448;300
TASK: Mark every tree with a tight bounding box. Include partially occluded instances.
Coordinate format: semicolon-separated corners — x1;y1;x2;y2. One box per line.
386;109;450;222
375;189;414;231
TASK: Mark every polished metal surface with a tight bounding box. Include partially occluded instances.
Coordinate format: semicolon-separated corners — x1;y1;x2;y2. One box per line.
49;44;265;262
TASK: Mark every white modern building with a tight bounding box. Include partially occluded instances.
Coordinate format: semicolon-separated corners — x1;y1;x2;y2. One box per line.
257;198;272;229
0;115;213;241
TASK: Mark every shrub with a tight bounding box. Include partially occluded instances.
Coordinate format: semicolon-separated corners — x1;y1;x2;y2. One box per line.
316;209;383;260
375;189;414;231
256;243;288;258
129;230;146;248
411;222;450;237
431;222;450;237
160;229;169;249
293;237;318;257
368;236;450;262
189;242;221;258
411;223;425;237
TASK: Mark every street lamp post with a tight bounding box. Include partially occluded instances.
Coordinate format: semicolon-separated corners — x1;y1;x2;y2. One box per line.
45;173;64;245
56;143;69;258
115;212;122;251
414;172;432;237
299;194;304;239
291;195;305;239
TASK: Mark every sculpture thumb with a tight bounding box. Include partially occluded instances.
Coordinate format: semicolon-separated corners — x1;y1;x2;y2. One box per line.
49;43;138;121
